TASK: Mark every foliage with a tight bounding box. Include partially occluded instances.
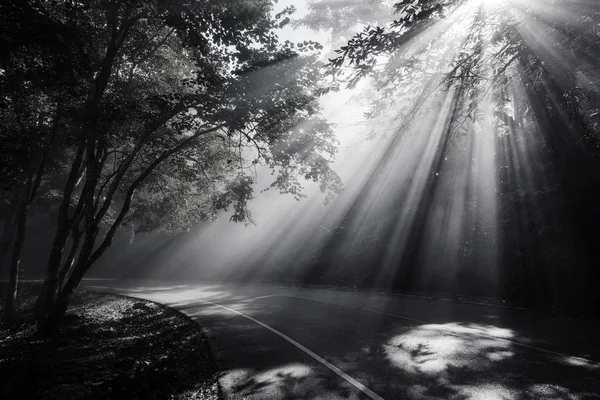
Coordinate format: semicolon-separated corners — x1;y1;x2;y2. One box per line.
0;0;342;335
0;288;220;399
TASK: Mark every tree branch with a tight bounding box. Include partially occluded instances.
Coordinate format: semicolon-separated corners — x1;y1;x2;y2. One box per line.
88;123;225;265
93;104;189;223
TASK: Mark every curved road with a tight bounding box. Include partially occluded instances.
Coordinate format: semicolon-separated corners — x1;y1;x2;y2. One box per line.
84;280;600;399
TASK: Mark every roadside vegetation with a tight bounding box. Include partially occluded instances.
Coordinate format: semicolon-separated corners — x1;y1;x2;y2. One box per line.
0;283;221;400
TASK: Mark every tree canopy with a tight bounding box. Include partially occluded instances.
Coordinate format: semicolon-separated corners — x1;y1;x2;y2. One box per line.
0;0;342;334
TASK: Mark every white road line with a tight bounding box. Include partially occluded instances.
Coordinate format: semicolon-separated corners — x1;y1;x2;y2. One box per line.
82;278;117;281
87;285;597;366
86;286;386;400
279;294;600;367
245;294;282;301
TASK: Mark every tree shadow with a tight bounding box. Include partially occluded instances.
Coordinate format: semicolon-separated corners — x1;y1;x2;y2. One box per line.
81;283;600;399
0;291;220;399
363;321;600;399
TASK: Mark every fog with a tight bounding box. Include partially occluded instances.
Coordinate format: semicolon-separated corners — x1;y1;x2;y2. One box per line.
19;0;599;311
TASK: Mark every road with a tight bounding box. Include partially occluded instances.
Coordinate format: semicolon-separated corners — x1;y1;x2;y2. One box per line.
83;281;600;399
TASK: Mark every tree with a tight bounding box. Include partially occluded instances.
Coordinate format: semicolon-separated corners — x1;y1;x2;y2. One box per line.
0;0;341;336
0;96;62;323
0;0;85;322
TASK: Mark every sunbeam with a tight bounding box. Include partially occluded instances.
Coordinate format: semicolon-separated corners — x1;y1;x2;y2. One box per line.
3;1;600;399
84;0;600;316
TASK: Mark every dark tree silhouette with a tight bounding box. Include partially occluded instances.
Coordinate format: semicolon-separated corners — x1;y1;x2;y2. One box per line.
0;0;341;336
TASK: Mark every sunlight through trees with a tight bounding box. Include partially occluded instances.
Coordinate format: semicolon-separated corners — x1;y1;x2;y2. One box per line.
1;0;600;335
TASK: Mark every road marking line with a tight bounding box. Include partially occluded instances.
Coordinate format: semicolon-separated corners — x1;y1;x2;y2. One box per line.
245;294;282;301
86;286;386;400
86;285;598;368
280;294;600;367
82;278;117;281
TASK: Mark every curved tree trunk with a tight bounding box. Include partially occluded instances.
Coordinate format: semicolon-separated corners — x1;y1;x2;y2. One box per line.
58;229;83;291
36;218;98;338
35;140;86;323
38;257;91;338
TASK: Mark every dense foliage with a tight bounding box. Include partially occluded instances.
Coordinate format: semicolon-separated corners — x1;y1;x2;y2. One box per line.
0;0;341;334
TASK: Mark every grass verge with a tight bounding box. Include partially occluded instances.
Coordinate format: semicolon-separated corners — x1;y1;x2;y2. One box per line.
0;282;221;399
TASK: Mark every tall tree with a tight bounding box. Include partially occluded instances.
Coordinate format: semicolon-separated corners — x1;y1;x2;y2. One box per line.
0;0;84;321
0;0;341;335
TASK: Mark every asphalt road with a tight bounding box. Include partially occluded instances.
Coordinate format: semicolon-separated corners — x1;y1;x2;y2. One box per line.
84;281;600;400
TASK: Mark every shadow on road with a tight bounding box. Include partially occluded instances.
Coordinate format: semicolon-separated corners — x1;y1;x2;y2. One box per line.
104;284;600;399
1;290;219;399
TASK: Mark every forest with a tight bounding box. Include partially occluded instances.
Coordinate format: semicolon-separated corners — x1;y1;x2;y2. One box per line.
1;0;600;340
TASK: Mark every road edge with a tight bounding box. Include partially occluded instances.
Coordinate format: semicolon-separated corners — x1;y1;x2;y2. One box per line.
82;288;225;400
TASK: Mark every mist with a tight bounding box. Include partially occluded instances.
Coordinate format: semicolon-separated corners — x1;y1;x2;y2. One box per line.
11;0;600;315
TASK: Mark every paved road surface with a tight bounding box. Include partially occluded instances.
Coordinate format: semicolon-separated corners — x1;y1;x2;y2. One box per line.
84;280;600;400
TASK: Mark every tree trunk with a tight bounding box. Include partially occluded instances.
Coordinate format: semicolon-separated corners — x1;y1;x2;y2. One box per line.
2;184;31;325
35;139;87;322
0;218;16;277
59;230;82;291
0;191;21;269
35;224;70;321
34;116;223;335
36;285;73;338
3;259;22;324
37;254;91;338
36;217;98;338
